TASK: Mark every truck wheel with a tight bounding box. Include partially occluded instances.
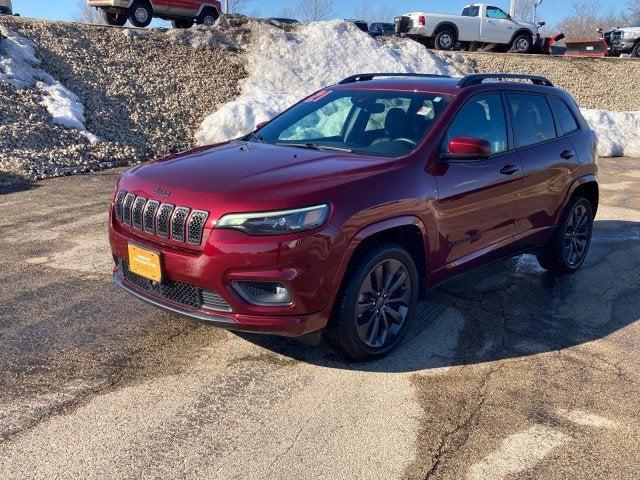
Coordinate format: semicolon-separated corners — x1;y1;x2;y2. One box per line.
324;244;419;361
128;1;153;28
511;33;533;53
172;18;194;29
434;27;457;50
536;196;594;274
102;10;127;26
632;41;640;57
196;7;219;27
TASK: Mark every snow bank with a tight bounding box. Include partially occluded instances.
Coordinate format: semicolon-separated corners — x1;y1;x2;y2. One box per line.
581;109;640;158
196;20;473;145
0;26;98;143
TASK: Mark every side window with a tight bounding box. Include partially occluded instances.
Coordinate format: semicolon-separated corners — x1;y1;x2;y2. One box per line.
280;97;353;141
507;93;557;148
444;93;508;155
486;6;509;19
462;6;479;17
549;97;580;136
365;98;411;131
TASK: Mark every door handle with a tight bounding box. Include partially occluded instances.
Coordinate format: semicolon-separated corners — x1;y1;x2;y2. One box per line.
500;165;519;175
560;150;575;160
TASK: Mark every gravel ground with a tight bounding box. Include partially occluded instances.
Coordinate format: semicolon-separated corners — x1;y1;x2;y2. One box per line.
0;16;246;180
459;51;640;111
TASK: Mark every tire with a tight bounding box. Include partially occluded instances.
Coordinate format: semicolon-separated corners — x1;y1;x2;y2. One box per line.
632;42;640;57
511;32;533;54
324;244;419;361
128;1;153;28
537;196;594;274
434;27;457;50
102;10;127;26
172;18;194;29
196;7;219;27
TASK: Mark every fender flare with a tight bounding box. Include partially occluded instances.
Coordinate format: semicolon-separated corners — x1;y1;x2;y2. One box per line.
509;28;534;46
555;174;599;223
433;21;459;40
196;3;220;17
329;215;428;295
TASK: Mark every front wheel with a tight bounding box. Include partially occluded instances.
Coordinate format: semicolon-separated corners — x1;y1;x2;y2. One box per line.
324;244;419;361
537;196;594;274
434;28;457;50
511;33;533;53
102;10;127;26
196;8;219;27
128;1;153;28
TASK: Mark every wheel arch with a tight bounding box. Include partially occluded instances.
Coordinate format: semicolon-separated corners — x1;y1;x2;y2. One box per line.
509;28;534;45
433;21;459;39
558;175;599;224
331;216;429;300
197;3;221;17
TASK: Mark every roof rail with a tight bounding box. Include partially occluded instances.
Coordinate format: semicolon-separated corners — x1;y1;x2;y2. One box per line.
458;74;554;88
338;73;451;85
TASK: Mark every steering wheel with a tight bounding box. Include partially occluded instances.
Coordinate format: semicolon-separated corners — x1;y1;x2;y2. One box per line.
393;137;418;147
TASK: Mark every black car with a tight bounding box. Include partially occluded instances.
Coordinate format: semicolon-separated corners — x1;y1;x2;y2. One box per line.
369;22;395;37
268;17;300;25
346;19;369;32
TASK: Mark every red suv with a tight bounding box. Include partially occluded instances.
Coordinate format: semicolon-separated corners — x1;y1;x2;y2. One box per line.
88;0;221;28
109;73;598;360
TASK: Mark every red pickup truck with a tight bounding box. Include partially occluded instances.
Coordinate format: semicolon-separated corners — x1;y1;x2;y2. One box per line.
88;0;222;28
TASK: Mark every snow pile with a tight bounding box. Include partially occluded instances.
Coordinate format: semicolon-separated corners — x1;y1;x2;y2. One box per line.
0;26;98;143
581;109;640;158
196;20;472;145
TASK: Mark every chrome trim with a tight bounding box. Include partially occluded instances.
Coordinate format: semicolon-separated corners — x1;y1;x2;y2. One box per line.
122;193;136;225
132;196;147;230
171;207;190;242
113;271;236;325
156;203;175;238
143;200;160;234
114;190;127;221
187;210;210;245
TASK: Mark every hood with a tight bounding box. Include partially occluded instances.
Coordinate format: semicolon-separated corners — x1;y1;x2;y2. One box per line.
118;141;395;218
514;19;539;31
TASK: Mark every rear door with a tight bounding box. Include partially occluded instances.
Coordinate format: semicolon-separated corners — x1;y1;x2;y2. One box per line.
481;6;515;44
434;92;523;267
506;92;576;239
169;0;195;16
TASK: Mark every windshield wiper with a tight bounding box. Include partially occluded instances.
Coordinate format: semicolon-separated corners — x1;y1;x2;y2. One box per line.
243;132;267;143
276;142;353;153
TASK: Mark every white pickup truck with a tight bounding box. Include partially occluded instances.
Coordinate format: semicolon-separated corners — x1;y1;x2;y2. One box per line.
395;3;543;53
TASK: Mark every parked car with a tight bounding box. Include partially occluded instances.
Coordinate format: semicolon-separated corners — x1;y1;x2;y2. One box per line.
87;0;221;28
609;23;640;56
347;19;369;32
369;22;395;37
110;72;598;361
267;17;300;25
0;0;12;15
395;3;544;53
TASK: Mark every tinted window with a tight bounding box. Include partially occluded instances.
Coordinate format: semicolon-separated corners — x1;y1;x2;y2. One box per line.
507;93;557;148
549;97;579;136
486;6;509;19
462;6;479;17
444;93;507;155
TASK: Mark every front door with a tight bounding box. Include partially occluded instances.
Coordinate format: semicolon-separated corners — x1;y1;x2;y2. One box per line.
168;0;195;16
434;92;522;268
482;6;515;44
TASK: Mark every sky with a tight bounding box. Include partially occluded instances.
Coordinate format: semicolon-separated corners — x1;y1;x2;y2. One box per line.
10;0;626;27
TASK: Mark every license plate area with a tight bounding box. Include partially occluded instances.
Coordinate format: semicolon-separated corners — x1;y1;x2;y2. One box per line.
128;243;162;283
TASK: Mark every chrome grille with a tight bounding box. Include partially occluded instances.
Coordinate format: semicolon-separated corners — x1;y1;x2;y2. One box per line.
132;197;147;230
171;207;190;242
156;204;175;238
188;211;209;244
114;190;127;221
113;191;209;245
121;260;233;312
122;193;136;225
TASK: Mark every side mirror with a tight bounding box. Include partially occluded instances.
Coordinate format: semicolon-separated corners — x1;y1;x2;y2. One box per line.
255;121;268;130
14;13;20;16
444;136;492;159
597;28;603;34
538;21;546;27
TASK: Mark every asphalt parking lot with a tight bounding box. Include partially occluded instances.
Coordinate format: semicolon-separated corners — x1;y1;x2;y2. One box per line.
1;158;639;479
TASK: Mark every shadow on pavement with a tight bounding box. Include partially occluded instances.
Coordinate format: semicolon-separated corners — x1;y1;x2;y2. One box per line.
238;220;640;373
0;172;35;195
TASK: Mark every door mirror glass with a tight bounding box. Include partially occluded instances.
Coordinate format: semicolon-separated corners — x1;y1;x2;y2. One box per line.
446;136;492;159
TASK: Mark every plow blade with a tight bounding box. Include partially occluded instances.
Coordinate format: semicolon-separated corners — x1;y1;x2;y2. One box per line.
564;40;609;57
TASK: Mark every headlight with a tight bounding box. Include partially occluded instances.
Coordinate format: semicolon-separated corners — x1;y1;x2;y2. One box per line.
623;30;637;39
217;204;330;235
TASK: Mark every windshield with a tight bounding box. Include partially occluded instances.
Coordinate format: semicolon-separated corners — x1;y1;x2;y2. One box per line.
252;89;451;158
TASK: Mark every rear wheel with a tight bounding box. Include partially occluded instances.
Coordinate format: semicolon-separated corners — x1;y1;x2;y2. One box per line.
537;196;594;274
102;10;127;26
172;18;194;29
511;32;533;53
631;41;640;57
128;1;153;28
324;244;419;361
434;27;457;50
196;7;219;26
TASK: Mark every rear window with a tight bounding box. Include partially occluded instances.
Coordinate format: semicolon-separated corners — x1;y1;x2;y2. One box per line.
461;6;479;17
549;97;580;136
507;93;557;148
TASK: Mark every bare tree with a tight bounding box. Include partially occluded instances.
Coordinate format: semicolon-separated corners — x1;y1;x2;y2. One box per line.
296;0;334;22
557;0;623;39
278;7;298;19
352;4;394;23
74;0;106;24
514;0;537;22
626;0;640;23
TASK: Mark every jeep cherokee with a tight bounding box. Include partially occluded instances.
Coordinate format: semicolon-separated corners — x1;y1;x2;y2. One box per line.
109;73;598;361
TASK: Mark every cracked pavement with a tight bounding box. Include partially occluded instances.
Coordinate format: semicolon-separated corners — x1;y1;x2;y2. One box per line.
0;158;639;479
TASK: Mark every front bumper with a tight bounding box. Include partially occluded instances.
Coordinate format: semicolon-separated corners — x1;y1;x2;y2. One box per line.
611;39;636;52
87;0;132;9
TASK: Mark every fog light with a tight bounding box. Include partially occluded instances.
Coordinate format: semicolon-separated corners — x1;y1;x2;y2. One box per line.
232;281;293;306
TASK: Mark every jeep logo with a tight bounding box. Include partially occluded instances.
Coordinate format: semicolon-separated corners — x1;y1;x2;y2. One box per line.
154;187;171;198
